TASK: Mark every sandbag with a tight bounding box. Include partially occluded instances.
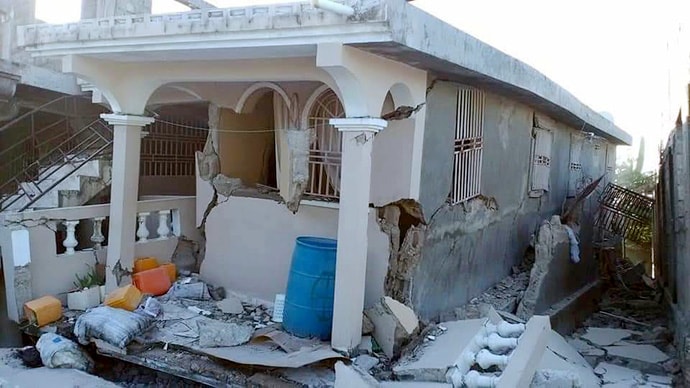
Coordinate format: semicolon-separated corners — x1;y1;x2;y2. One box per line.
36;333;93;372
74;306;153;349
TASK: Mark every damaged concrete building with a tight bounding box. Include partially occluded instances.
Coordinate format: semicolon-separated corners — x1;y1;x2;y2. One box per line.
0;0;632;359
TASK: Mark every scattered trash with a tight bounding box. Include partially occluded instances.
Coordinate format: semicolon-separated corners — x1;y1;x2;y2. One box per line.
187;306;212;316
18;346;42;368
272;294;285;323
197;320;253;348
135;297;162;318
24;295;62;327
36;333;93;372
74;306;153;348
168;279;212;300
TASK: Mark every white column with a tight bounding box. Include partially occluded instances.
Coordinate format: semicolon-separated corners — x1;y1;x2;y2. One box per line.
329;117;387;353
101;114;154;292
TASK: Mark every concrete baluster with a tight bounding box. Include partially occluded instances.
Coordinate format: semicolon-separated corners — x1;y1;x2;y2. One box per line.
475;349;509;370
63;220;80;255
91;216;106;249
136;212;150;242
156;210;171;239
464;370;498;388
475;332;518;354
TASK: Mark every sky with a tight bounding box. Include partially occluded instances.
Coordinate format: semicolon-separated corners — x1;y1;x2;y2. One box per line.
34;0;689;172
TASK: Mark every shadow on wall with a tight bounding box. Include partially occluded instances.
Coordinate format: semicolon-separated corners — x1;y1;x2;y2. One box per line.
0;267;22;347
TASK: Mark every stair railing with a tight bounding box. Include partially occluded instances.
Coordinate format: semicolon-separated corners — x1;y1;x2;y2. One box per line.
0;119;113;212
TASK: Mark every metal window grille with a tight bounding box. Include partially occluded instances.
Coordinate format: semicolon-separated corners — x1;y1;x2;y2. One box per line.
596;183;654;243
140;117;207;176
306;89;344;199
450;88;485;204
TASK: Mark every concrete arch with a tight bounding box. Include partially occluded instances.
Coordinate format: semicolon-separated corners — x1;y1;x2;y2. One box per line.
235;82;291;114
387;82;415;109
301;84;344;129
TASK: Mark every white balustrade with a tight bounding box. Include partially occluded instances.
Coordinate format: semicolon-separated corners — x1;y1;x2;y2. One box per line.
136;212;150;242
91;216;106;249
156;210;171;239
62;220;80;255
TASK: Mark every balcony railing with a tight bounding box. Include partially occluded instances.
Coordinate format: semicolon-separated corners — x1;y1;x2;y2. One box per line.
0;196;197;322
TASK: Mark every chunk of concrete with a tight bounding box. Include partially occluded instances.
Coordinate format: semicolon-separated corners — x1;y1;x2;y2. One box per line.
217;296;244;315
536;330;600;387
197;320;253;347
365;297;419;358
393;319;486;382
604;344;670;364
530;369;581;388
581;327;637;347
567;338;605;357
594;362;643;385
334;361;378;388
355;354;380;372
362;314;375;335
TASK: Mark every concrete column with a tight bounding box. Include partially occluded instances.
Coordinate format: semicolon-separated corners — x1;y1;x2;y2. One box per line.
101;114;154;292
329;117;387;353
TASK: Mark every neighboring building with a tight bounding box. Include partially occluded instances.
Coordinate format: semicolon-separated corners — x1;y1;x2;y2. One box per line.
1;0;630;354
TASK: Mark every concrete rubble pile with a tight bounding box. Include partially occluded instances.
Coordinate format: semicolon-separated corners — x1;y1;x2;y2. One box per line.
563;283;678;387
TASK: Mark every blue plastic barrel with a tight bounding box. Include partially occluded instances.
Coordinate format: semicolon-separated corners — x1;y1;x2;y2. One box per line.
282;236;337;340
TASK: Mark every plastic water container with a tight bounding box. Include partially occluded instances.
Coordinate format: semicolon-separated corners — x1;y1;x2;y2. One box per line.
282;236;337;340
104;284;142;311
132;267;172;296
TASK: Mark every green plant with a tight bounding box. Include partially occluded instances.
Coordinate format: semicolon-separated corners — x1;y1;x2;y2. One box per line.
73;265;104;290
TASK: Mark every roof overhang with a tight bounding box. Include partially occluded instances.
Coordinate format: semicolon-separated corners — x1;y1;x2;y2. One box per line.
15;0;631;145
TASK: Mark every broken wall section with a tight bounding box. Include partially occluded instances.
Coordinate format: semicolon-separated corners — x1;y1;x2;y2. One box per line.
408;81;606;322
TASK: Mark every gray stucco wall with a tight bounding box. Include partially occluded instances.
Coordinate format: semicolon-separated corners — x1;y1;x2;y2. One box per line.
412;81;606;320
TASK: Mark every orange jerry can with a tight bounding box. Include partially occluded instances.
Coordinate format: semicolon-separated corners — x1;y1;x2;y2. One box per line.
134;257;159;273
159;263;177;282
104;284;143;311
24;296;62;326
132;267;172;296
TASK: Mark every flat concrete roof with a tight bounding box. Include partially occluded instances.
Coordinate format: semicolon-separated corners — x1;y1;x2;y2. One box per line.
15;0;631;144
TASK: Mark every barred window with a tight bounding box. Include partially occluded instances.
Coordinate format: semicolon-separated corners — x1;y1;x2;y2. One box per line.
529;127;553;197
306;88;344;199
450;88;485;204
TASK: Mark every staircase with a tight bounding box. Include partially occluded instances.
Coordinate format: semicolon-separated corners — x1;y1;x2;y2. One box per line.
0;95;113;213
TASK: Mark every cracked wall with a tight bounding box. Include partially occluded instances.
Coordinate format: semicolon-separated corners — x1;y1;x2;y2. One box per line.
408;81;605;321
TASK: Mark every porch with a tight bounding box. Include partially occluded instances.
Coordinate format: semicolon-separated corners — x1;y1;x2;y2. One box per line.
0;195;198;323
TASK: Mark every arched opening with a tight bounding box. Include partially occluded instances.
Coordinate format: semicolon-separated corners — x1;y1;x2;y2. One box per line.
304;87;345;199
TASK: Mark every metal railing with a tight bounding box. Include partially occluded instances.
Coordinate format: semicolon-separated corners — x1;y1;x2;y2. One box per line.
0;119;113;212
0;94;106;196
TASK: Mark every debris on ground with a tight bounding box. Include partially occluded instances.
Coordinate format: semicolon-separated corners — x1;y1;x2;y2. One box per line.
365;297;419;358
36;333;94;372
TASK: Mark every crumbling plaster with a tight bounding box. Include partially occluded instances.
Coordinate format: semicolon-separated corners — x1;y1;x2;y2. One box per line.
409;81;607;321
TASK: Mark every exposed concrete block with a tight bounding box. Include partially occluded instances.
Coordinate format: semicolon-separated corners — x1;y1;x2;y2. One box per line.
334;361;379;388
365;297;419;358
362;314;375;335
393;318;486;382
